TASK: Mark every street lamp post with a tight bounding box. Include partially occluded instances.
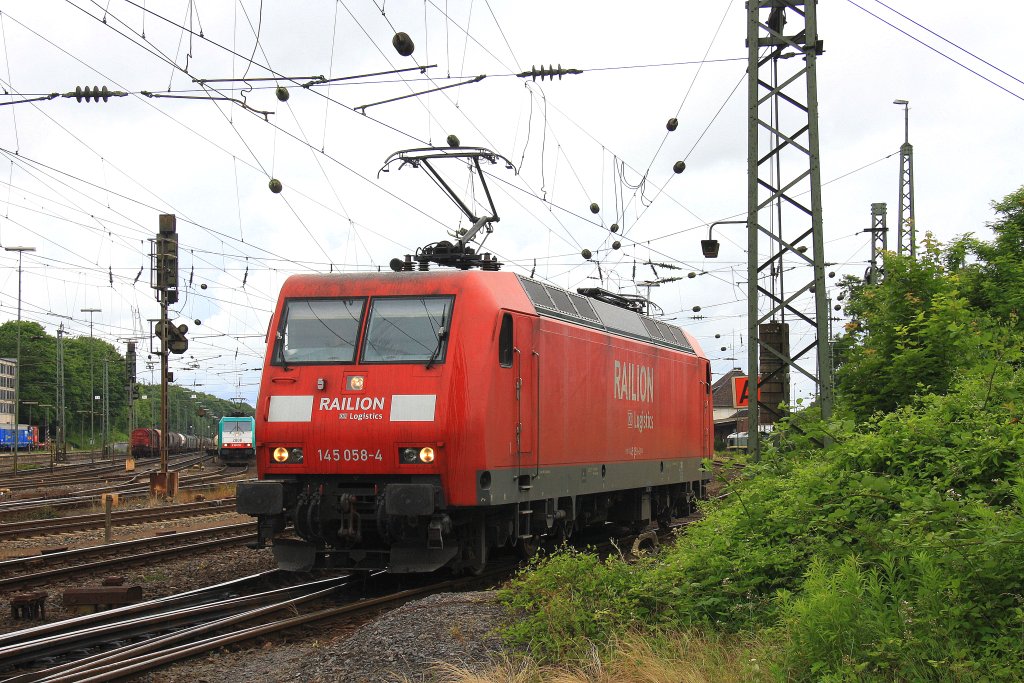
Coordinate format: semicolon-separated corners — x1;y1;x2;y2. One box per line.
81;307;101;463
5;245;35;475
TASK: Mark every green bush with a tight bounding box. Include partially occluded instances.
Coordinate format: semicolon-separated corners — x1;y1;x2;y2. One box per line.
501;547;644;660
499;189;1024;678
500;361;1024;677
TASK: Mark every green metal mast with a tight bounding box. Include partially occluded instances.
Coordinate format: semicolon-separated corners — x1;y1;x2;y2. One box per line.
746;0;833;460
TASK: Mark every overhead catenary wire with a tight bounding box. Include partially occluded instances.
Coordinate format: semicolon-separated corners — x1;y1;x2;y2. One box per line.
845;0;1024;102
1;1;968;404
45;0;713;284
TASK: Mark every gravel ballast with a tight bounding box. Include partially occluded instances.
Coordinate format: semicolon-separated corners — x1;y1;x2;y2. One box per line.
132;590;518;683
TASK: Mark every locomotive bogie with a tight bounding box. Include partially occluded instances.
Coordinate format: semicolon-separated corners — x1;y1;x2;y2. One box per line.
239;271;712;573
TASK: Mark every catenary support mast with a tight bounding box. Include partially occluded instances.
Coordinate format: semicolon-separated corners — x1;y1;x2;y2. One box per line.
865;202;888;283
894;99;915;257
746;1;833;460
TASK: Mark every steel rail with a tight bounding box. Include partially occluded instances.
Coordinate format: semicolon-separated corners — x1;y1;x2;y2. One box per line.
0;479;253;519
25;572;499;683
0;570;281;649
0;524;257;590
0;469;246;513
0;498;238;539
0;453;212;490
0;575;354;674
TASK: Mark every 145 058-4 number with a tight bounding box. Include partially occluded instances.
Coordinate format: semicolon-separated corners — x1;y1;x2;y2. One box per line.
318;448;383;462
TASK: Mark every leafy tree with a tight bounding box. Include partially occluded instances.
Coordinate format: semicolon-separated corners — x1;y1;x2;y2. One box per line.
0;322;253;444
834;186;1024;423
946;186;1024;324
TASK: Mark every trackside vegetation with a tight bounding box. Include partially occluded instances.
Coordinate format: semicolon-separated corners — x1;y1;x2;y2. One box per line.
495;187;1024;682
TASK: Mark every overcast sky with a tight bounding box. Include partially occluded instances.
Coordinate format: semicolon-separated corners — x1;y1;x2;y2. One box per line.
0;0;1021;406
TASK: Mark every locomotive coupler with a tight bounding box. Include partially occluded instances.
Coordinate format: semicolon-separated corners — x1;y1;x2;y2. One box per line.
337;493;361;542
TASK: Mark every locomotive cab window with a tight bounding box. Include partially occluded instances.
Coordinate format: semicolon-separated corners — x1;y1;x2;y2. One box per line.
362;296;454;364
498;313;513;367
273;298;365;364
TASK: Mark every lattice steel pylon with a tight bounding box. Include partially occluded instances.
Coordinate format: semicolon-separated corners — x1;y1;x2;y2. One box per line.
746;1;834;460
894;100;915;257
865;202;888;284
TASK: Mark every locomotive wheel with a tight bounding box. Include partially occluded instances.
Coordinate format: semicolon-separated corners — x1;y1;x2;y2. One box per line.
514;535;540;561
460;518;488;576
544;518;572;551
463;543;487;576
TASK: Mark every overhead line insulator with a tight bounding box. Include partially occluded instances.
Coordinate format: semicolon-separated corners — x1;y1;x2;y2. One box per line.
63;86;128;103
516;64;583;81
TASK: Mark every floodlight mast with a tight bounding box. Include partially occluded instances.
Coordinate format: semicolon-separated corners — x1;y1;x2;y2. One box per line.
380;145;517;271
893;99;915;257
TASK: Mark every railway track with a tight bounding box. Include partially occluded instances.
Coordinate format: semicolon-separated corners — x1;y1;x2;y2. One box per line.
0;480;252;523
0;453;214;493
0;450;105;474
0;571;348;678
0;567;509;682
0;498;239;541
0;522;257;591
0;469;250;518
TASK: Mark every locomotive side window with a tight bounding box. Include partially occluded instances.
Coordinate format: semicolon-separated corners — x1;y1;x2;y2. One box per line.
273;298;365;364
498;313;513;367
362;296;454;364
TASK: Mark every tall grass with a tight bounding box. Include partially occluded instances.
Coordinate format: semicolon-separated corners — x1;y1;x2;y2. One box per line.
422;631;768;683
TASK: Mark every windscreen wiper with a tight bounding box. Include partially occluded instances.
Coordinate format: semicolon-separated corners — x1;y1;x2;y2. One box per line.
425;314;447;369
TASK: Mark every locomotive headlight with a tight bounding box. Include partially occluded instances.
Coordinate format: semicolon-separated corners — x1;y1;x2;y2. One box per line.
272;447;303;463
399;446;436;464
346;375;365;391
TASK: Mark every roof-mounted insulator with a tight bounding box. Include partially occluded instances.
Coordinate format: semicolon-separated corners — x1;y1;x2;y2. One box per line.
517;65;582;81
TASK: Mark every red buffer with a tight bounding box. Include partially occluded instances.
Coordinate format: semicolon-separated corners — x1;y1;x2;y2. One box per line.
237;270;712;573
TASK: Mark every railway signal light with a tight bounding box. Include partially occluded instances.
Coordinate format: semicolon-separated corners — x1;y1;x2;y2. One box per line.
155;320;189;354
153;215;179;304
126;341;137;384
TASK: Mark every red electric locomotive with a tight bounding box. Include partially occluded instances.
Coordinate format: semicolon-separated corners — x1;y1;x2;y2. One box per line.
238;269;712;573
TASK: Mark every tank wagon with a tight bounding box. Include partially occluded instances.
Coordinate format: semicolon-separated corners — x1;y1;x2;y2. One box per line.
219;415;256;465
237;270;712;573
130;428;214;459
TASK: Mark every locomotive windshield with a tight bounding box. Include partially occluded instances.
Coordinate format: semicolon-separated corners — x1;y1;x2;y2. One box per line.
223;420;253;444
361;296;453;363
273;298;365;364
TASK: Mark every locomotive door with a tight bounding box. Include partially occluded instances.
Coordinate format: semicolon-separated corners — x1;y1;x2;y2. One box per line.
512;313;539;486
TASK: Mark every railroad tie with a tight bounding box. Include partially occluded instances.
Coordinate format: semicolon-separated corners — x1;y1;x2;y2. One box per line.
63;585;143;613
